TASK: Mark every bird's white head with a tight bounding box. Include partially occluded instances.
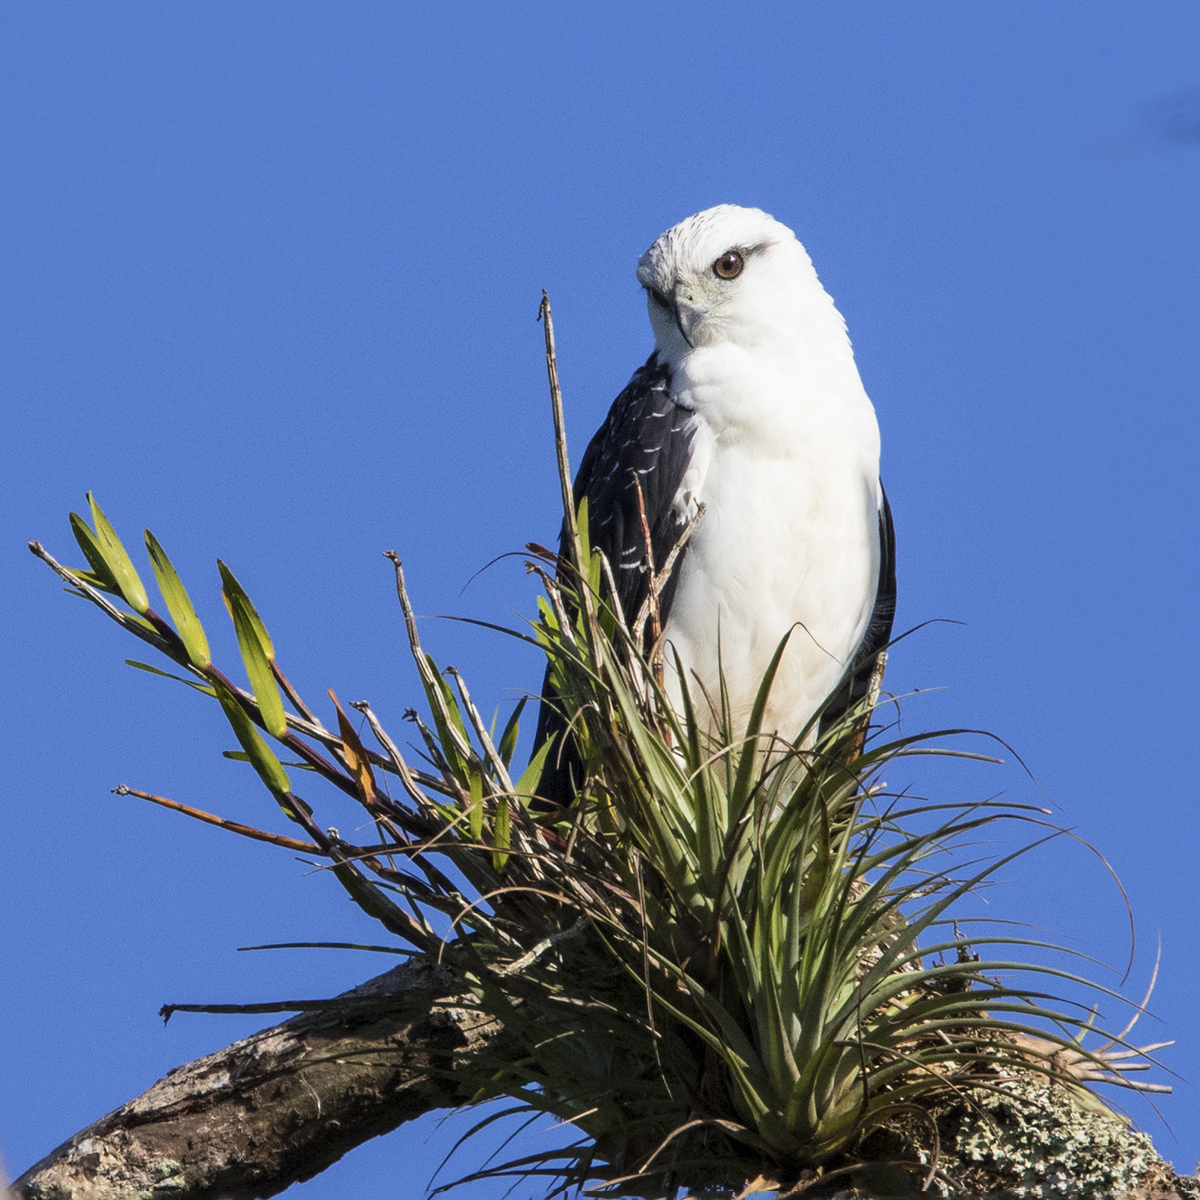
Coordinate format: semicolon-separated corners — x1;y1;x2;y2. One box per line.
636;205;845;361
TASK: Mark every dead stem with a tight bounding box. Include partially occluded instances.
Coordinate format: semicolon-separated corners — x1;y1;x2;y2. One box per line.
113;785;320;852
538;292;582;578
631;473;664;690
445;666;516;793
385;551;478;770
631;501;705;645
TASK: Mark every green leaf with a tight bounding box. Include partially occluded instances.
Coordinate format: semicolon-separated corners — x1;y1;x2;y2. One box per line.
222;750;316;771
221;576;286;738
730;626;794;810
497;697;526;769
67;568;119;593
214;683;293;803
492;793;510;873
576;495;590;555
429;658;468;738
69;513;122;594
86;493;149;613
417;655;472;784
237;941;411;955
324;846;429;948
217;560;276;661
514;735;555;803
144;529;211;669
576;496;603;599
535;595;558;636
125;659;216;695
468;767;484;840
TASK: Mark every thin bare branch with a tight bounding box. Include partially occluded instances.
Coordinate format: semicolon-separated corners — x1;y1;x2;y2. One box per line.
271;660;324;729
446;666;516;793
113;785;321;853
630;473;663;689
351;700;438;813
632;500;705;643
384;552;478;771
538;291;581;577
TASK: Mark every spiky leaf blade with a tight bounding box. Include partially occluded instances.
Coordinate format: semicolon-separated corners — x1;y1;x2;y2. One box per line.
468;767;484;840
497;697;526;769
69;513;122;594
86;493;149;613
515;735;554;802
328;689;376;801
213;568;283;729
124;659;216;695
214;682;294;805
217;560;276;661
492;793;510;872
144;530;211;669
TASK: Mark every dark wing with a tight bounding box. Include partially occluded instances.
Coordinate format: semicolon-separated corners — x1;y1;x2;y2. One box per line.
532;352;696;804
818;482;897;735
572;352;696;625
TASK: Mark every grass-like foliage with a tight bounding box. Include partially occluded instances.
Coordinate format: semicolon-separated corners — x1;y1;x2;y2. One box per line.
30;300;1168;1199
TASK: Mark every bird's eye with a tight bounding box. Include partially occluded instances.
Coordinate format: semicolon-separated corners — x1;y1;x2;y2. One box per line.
649;288;670;308
713;250;744;280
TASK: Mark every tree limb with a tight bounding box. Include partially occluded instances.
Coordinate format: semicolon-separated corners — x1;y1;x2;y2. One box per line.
13;962;513;1200
13;966;1200;1200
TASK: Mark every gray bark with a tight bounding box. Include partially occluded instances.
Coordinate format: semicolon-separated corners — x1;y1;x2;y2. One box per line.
12;963;1198;1200
12;963;511;1200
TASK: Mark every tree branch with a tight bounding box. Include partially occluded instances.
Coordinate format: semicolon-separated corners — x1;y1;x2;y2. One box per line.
12;962;513;1200
12;963;1200;1200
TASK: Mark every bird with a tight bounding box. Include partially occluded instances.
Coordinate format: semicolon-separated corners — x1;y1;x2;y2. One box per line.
534;204;895;804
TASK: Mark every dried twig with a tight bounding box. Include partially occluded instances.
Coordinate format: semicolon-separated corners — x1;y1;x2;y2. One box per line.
270;660;324;729
632;501;705;645
631;473;664;688
446;666;516;793
385;551;478;771
351;700;437;814
538;292;582;580
527;564;578;650
113;785;320;853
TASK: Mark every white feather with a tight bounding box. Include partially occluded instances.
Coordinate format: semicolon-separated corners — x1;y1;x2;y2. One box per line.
636;205;882;737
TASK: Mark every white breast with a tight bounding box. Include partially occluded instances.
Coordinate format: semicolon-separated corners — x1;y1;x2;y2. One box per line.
663;341;881;740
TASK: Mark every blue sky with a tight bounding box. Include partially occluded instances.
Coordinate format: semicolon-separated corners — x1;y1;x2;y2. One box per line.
3;2;1198;1191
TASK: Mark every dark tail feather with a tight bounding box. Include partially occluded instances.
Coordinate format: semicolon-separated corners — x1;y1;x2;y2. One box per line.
530;663;583;808
819;484;897;736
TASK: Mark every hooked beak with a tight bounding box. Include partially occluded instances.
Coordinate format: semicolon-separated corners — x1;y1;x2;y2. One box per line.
672;284;703;348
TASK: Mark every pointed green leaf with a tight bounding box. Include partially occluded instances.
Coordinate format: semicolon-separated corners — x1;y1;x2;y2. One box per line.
144;529;211;669
576;495;590;560
492;793;511;872
514;735;555;803
69;513;121;594
224;587;286;738
468;768;484;840
535;595;559;636
124;659;216;695
730;626;794;810
237;941;410;955
214;683;293;801
429;658;468;738
223;750;316;771
86;493;149;613
576;496;603;598
416;656;473;785
217;561;275;662
69;569;115;593
497;697;526;769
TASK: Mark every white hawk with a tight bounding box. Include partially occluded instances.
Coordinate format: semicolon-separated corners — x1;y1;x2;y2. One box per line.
535;204;895;803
